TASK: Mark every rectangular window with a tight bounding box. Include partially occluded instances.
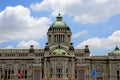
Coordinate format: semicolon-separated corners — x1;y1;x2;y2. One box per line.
5;70;7;79
50;69;52;78
117;71;120;79
66;69;68;78
54;35;57;42
56;69;62;78
25;70;27;79
42;69;44;78
75;70;77;78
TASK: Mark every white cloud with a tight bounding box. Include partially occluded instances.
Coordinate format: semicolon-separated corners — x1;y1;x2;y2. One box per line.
72;30;88;38
16;40;40;48
0;5;51;43
30;0;120;24
76;30;120;49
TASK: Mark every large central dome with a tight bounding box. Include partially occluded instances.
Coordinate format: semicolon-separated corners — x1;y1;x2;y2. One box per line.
47;13;72;45
50;13;68;28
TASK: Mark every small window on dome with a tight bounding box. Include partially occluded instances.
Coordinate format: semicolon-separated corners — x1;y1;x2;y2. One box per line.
62;52;66;55
53;52;56;54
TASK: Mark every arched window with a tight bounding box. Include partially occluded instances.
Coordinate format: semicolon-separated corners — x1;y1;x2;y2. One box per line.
5;64;14;80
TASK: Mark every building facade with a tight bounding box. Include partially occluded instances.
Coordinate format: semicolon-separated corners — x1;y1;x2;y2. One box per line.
0;14;120;80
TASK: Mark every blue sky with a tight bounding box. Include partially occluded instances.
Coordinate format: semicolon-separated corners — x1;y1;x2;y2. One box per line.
0;0;120;55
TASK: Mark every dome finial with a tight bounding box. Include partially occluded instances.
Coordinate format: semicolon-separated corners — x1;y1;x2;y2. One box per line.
56;13;62;21
59;13;61;16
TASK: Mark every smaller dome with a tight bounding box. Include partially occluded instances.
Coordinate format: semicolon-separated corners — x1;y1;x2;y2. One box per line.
51;49;68;55
112;46;120;54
